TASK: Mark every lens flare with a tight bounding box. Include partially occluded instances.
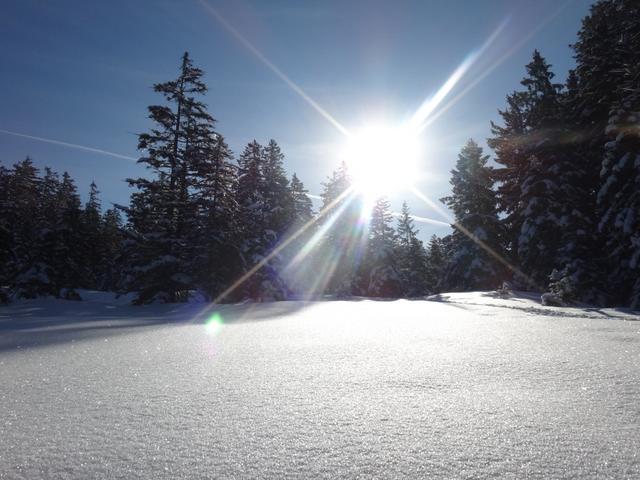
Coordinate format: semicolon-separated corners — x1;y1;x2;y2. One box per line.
205;312;224;336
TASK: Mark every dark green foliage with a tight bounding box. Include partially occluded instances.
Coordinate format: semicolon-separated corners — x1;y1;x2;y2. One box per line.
396;202;429;297
441;140;504;291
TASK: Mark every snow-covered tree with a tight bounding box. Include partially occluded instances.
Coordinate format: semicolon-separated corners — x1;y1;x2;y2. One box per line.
396;202;429;297
235;140;289;300
441;140;504;291
361;197;402;297
123;52;217;303
424;235;447;294
317;162;363;297
591;1;640;307
193;132;242;300
289;172;313;227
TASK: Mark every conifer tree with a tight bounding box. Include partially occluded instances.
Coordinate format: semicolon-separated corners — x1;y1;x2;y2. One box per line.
262;139;293;235
289;172;313;226
317;162;363;296
0;164;10;301
193;132;241;300
10;159;51;298
441;140;503;291
424;235;447;293
101;207;124;292
81;181;103;289
363;197;402;297
123;52;217;303
235;140;288;300
585;0;640;307
396;202;429;296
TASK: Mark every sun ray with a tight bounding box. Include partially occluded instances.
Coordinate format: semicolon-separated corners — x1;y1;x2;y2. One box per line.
208;186;355;306
286;191;357;270
198;0;351;138
408;18;508;133
418;2;572;132
409;186;541;291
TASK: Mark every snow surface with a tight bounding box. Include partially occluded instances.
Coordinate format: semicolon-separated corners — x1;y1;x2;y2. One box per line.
1;291;639;479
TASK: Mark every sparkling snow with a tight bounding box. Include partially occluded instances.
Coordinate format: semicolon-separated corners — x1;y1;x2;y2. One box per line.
1;292;639;479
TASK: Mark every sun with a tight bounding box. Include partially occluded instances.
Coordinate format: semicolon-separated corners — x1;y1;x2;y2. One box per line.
342;123;421;199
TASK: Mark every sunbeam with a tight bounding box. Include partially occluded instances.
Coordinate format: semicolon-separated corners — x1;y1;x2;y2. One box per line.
408;18;508;133
419;1;572;131
0;129;137;161
286;190;358;270
198;0;351;138
409;186;542;291
209;186;356;306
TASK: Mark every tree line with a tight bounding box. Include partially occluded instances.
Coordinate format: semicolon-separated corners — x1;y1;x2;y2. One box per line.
1;0;638;307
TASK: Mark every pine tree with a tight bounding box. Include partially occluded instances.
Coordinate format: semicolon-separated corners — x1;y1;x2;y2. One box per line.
441;140;504;291
10;159;50;298
262;139;293;235
317;162;363;296
101;207;124;292
424;235;447;293
289;173;313;226
124;52;217;303
235;140;288;300
80;181;103;289
363;197;402;297
489;50;598;293
0;164;9;301
193;132;242;300
396;202;429;296
589;0;640;307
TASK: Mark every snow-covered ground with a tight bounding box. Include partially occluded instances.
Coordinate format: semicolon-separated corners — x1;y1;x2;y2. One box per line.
1;291;639;479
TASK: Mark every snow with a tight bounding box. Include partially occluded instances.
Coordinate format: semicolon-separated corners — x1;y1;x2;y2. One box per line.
1;292;639;479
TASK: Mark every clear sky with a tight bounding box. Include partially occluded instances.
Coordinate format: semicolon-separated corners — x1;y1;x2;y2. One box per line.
1;0;593;240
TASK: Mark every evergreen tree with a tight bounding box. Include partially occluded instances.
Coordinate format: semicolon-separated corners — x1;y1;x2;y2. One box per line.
123;52;217;303
10;159;50;298
590;0;640;307
80;181;103;289
101;207;124;292
289;172;313;226
316;162;363;296
441;140;504;291
363;197;402;297
424;235;447;294
193;132;242;300
262;139;293;235
0;164;10;301
396;202;429;296
235;140;288;300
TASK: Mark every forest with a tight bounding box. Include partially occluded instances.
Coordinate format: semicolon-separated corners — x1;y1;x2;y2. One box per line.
0;0;638;308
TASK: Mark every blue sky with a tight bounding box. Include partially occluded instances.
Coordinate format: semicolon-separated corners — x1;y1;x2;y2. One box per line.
1;0;592;240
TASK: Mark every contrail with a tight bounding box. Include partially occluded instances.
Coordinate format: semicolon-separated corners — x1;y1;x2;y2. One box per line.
198;0;351;137
0;129;137;162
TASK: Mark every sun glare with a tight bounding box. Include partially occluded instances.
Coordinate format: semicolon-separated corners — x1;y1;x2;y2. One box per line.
342;123;421;199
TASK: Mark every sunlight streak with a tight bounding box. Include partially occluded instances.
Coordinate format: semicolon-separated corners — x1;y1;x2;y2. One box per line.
198;0;351;137
287;191;357;269
408;19;508;133
420;1;572;131
211;186;355;304
409;186;541;290
392;211;450;227
0;129;137;161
